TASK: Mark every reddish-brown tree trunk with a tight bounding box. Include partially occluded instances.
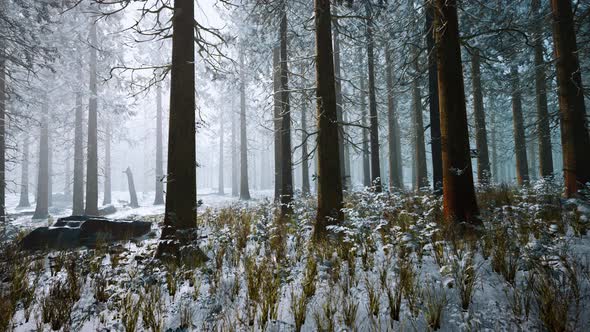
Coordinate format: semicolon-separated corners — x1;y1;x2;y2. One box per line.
550;0;590;196
434;0;480;224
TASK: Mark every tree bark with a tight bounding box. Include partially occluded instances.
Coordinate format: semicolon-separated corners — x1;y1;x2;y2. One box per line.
64;157;71;199
300;65;310;195
272;46;282;201
471;49;491;184
491;106;498;184
161;0;197;240
411;51;429;190
550;0;590;196
279;6;293;215
425;0;443;193
72;77;85;215
531;0;553;179
154;84;165;204
313;0;343;239
0;59;5;222
103;121;112;205
386;43;401;190
510;65;529;186
18;135;31;208
231;97;238;197
358;47;371;188
33;103;49;220
434;0;480;224
239;50;251;200
218;113;224;195
365;5;382;192
124;166;139;208
333;7;348;190
85;23;99;216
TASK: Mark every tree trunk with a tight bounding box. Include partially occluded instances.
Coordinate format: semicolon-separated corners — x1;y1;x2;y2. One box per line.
48;140;52;207
72;79;85;215
154;84;165;204
279;6;293;216
33;103;49;220
313;0;343;239
161;0;197;241
532;0;553;179
491;107;498;184
85;23;99;216
411;52;428;190
434;0;480;225
510;65;529;186
103;121;112;205
218;113;224;195
365;5;382;192
272;46;282;201
528;130;537;180
425;1;443;193
64;153;71;201
239;50;251;200
300;65;311;195
333;8;348;190
231;97;238;197
359;47;371;188
471;49;491;184
124;166;139;208
386;43;402;190
0;59;5;222
18;135;31;208
550;0;590;196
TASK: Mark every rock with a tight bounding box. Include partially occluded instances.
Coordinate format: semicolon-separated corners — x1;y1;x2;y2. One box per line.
80;219;151;246
20;216;151;250
99;205;117;216
20;227;81;250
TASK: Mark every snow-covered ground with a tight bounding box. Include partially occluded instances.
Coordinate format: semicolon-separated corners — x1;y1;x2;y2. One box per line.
2;185;590;332
5;188;273;231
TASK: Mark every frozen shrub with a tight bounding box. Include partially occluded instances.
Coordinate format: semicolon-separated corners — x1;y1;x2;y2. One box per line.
422;280;448;330
121;292;140;332
290;289;307;332
141;284;165;332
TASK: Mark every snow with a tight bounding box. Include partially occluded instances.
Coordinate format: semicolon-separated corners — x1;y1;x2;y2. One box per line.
2;186;590;331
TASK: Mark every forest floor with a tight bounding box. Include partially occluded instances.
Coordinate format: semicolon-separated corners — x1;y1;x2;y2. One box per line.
1;182;590;331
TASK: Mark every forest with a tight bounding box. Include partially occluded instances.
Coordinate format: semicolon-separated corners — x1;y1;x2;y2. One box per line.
1;0;590;331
